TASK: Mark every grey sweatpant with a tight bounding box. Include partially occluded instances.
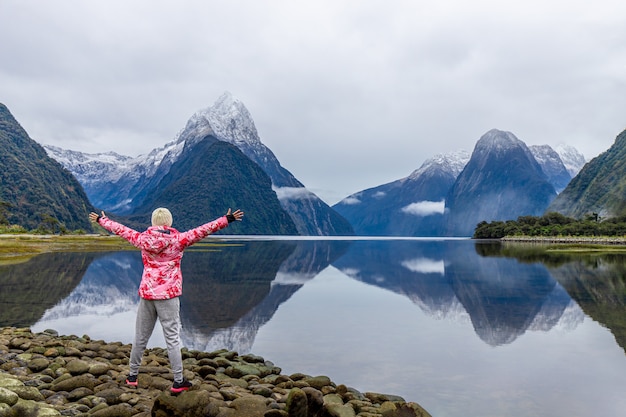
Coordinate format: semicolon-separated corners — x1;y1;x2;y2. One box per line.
129;297;184;382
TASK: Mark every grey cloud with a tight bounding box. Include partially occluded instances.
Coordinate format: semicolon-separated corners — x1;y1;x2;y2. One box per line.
1;0;625;205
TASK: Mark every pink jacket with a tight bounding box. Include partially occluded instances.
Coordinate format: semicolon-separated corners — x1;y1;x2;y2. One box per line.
97;215;230;300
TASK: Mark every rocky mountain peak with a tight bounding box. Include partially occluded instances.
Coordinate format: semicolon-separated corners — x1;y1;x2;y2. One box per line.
407;150;470;181
184;91;260;147
554;143;586;177
475;129;525;153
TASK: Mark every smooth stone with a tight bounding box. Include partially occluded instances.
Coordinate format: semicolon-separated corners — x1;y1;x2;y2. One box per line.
90;403;134;417
66;359;90;375
67;387;95;401
0;374;23;389
50;374;97;392
152;390;213;417
11;398;61;416
95;387;125;405
27;357;50;372
286;387;308;417
88;362;110;376
325;402;356;417
0;387;19;407
8;385;45;401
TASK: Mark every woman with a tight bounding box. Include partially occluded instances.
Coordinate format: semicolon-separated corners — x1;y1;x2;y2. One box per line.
89;207;244;393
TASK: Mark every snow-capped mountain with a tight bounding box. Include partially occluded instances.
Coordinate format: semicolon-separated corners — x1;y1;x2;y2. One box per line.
333;128;586;236
554;143;587;178
405;150;470;182
45;92;353;235
529;144;572;193
333;150;470;236
45;140;186;213
445;129;557;236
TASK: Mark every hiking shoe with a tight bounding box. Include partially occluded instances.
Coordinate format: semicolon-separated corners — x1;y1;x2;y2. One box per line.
171;379;192;393
125;374;138;387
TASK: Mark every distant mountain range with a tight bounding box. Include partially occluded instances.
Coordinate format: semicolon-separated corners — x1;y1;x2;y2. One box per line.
334;129;586;236
332;151;470;236
444;129;563;236
5;93;626;236
44;93;352;235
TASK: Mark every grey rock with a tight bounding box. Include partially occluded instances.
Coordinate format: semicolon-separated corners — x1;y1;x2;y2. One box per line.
0;387;19;407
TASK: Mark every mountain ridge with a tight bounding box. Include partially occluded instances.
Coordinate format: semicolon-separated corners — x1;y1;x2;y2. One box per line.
444;129;558;236
46;92;353;236
0;103;95;232
547;128;626;219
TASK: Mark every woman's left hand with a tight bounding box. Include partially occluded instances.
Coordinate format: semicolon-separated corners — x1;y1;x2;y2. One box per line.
226;208;244;222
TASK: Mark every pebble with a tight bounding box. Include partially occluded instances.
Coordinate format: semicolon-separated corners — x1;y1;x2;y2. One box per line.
0;327;431;417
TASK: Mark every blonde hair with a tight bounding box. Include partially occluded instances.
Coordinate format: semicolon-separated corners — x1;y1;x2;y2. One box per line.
151;207;173;227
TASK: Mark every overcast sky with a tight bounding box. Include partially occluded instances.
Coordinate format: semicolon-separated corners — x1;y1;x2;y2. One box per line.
1;0;625;205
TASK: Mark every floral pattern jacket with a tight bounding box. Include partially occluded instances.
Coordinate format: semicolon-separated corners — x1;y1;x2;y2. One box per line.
97;215;229;300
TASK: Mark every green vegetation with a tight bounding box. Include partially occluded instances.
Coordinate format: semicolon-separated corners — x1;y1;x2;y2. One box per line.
473;212;626;239
124;138;298;235
0;103;96;232
548;129;626;218
0;234;135;265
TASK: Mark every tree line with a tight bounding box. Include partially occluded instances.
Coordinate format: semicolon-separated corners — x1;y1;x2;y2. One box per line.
473;212;626;239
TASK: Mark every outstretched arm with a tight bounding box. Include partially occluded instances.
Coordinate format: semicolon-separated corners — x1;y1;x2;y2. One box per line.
89;211;142;245
178;208;245;247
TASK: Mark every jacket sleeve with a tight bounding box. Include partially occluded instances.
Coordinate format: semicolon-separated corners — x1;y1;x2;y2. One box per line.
97;217;144;248
177;216;230;247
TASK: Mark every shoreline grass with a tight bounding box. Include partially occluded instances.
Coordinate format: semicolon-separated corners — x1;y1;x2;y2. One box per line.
0;234;135;264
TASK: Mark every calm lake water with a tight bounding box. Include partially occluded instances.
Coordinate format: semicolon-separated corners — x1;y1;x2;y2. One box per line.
1;237;625;417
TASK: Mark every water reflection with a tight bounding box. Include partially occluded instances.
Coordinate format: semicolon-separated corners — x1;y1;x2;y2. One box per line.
500;246;626;354
0;252;98;327
1;239;624;354
332;240;583;346
179;240;349;351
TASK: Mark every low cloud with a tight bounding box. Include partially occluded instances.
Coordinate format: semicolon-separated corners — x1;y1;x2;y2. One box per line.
272;186;316;201
339;196;361;205
401;200;445;216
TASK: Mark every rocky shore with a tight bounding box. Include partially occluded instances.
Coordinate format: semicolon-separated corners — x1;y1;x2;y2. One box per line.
0;327;431;417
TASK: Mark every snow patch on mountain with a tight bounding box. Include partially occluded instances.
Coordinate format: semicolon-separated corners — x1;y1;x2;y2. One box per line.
406;150;470;181
44;139;186;186
529;144;562;169
44;92;264;190
554;143;587;177
475;129;524;153
187;92;261;147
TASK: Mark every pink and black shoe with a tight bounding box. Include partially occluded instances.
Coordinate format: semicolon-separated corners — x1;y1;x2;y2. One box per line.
171;379;192;393
125;374;138;387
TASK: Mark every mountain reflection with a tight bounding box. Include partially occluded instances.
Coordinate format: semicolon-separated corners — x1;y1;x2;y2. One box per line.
445;241;580;345
2;239;624;352
478;243;626;353
0;252;98;326
332;240;582;346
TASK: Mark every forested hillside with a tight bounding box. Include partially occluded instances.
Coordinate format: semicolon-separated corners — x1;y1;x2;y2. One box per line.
0;103;95;232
